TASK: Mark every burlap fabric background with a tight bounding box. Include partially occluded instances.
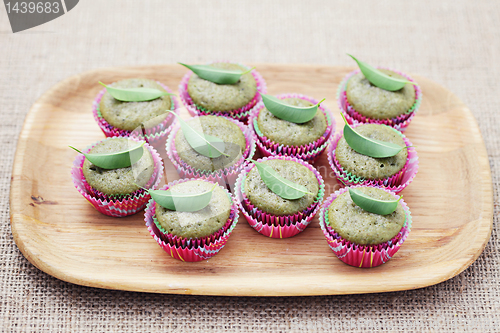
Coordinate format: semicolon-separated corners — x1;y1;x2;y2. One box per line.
1;0;499;331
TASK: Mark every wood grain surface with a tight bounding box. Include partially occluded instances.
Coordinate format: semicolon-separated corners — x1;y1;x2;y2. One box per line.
9;64;493;296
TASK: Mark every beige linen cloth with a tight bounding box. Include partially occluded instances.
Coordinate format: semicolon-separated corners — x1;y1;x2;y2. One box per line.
1;0;499;331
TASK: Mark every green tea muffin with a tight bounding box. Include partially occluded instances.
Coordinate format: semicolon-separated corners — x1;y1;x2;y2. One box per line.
187;63;257;112
82;138;155;196
99;78;172;131
256;98;328;146
327;187;406;245
155;180;231;239
174;115;247;171
244;159;319;216
335;124;407;179
346;69;416;119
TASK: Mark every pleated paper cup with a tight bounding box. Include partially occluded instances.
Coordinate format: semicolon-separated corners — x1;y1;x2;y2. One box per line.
93;81;180;145
249;93;335;162
337;68;422;132
165;116;256;189
234;155;325;239
71;138;163;217
178;61;267;123
319;185;412;268
144;179;239;262
327;123;418;193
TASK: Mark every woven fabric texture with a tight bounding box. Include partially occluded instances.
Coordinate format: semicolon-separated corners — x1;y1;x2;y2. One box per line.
1;0;499;331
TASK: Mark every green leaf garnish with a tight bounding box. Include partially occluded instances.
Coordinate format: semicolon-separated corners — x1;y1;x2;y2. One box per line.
69;141;145;169
99;82;175;102
249;159;313;200
178;63;254;84
169;112;229;158
148;184;217;212
347;54;416;91
340;113;406;158
348;188;401;215
261;94;325;124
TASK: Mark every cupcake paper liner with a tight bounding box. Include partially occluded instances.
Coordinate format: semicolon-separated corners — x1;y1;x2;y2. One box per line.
92;82;180;145
337;68;422;132
165;116;256;189
144;179;239;262
71;138;164;217
319;185;412;268
327;123;418;193
234;155;325;238
249;94;335;162
178;61;267;123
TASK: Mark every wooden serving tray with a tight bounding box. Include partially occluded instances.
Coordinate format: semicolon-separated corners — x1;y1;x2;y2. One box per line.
10;64;493;296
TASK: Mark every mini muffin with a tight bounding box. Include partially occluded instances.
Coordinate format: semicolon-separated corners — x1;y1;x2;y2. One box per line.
328;123;418;193
257;98;327;146
319;186;412;268
250;93;334;162
346;70;415;120
71;137;163;217
244;159;319;216
188;63;257;112
327;187;406;245
335;124;407;180
155;180;232;239
93;78;180;144
235;156;325;238
179;62;267;122
144;179;239;262
338;69;422;132
175;115;246;171
82;138;155;196
166;115;256;186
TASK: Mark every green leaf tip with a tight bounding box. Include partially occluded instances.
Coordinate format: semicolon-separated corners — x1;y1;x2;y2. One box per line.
249;159;314;200
347;54;417;91
168;111;229;158
148;183;217;212
99;81;175;102
70;141;145;169
261;94;325;124
178;62;253;85
348;188;400;215
340;114;407;158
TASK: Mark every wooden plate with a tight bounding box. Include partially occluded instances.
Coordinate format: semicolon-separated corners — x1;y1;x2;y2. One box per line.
10;64;493;296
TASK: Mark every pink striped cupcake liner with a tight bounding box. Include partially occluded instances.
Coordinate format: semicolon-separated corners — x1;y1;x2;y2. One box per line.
92;82;180;145
337;68;422;132
71;138;164;217
319;186;412;268
165;116;256;189
234;156;325;238
327;123;418;193
249;94;335;162
144;179;239;262
178;61;267;123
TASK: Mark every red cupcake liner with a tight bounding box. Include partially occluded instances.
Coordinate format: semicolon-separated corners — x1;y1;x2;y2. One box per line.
71;138;164;217
337;68;422;132
234;155;325;238
144;179;239;262
165;116;256;189
327;123;418;193
92;82;180;145
319;186;412;267
178;61;267;123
